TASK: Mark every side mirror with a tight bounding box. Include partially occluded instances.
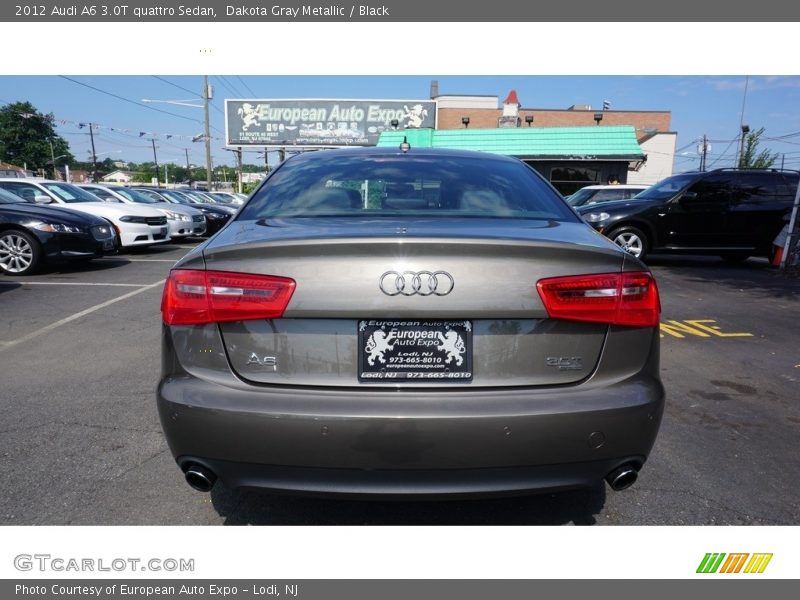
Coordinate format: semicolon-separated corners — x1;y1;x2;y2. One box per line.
33;194;52;204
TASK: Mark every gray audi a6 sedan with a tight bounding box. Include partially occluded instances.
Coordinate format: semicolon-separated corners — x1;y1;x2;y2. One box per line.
158;146;664;498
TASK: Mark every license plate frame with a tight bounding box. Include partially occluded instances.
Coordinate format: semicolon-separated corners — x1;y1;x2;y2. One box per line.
358;320;473;382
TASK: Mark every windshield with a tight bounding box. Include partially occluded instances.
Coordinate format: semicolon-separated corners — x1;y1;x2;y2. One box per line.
181;190;214;203
159;190;192;204
209;193;235;204
0;187;26;204
635;174;699;200
240;154;576;221
42;183;104;203
115;188;159;204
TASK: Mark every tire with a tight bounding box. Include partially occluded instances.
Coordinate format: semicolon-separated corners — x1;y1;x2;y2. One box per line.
607;226;649;261
0;229;42;276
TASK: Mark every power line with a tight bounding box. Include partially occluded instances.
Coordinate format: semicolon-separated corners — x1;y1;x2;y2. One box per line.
58;76;204;124
236;76;256;96
214;76;243;97
152;76;202;99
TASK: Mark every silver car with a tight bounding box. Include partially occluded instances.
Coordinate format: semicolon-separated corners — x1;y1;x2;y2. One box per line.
158;147;664;498
77;184;207;239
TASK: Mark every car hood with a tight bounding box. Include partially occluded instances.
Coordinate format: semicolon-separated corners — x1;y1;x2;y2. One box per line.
55;202;165;219
206;216;620;254
194;204;232;216
0;202;107;226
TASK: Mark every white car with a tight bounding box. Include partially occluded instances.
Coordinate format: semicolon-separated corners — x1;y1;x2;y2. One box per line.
0;179;170;248
77;184;206;239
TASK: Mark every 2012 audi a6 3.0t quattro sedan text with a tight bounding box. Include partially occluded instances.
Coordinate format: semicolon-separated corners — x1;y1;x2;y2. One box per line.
158;147;664;498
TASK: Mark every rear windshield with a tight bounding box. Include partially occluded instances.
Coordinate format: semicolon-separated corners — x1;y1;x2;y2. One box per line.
239;154;577;222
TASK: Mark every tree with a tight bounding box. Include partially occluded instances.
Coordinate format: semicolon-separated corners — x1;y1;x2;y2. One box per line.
738;127;778;169
0;101;73;172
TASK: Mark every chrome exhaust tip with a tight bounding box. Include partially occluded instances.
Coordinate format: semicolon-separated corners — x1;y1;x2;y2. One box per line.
184;464;217;492
606;465;638;491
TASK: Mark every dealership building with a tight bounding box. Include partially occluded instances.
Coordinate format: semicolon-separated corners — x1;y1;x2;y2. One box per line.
398;89;676;195
225;88;676;195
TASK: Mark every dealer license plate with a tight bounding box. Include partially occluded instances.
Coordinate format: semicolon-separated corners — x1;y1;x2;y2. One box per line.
358;320;472;382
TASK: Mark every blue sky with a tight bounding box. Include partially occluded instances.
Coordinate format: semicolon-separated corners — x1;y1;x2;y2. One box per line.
2;75;800;170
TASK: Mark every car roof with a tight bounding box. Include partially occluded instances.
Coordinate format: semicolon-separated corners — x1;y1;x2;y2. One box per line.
283;146;526;165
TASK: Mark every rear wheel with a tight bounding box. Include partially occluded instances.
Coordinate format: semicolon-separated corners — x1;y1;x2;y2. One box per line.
0;229;42;275
607;226;649;261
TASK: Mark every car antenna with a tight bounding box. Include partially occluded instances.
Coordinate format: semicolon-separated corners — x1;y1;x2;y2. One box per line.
400;137;411;154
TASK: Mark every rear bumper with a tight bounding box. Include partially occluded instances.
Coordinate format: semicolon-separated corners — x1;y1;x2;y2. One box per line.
157;373;664;496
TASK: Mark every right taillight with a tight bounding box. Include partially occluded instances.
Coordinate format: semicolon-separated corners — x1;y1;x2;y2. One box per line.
536;271;660;327
161;269;296;326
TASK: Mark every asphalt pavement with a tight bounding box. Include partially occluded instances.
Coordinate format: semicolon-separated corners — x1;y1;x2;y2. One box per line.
1;246;798;525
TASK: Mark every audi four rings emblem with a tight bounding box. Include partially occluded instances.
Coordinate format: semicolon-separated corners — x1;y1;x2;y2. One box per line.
379;271;455;296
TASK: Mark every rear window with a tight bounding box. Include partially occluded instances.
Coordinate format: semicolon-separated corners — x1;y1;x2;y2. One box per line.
239;153;577;222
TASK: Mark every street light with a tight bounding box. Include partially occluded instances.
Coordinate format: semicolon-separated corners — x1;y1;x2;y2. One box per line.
47;154;68;180
141;98;204;109
140;76;213;191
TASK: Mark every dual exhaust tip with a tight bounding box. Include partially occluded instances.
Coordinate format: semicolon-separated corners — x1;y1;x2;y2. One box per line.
184;463;217;492
182;462;639;493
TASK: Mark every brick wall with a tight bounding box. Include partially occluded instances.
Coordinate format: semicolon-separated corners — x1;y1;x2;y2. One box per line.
438;108;671;141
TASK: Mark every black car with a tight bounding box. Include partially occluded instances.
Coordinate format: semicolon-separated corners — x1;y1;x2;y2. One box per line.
577;168;800;261
131;188;232;235
0;187;116;275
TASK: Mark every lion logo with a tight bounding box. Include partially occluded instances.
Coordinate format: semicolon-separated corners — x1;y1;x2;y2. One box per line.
237;103;260;131
437;331;466;366
365;329;396;366
402;104;429;128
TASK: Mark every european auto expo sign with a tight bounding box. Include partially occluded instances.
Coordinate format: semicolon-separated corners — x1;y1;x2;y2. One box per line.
225;99;436;147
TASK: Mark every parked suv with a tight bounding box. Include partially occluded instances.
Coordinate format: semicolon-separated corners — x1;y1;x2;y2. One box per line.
577;169;799;261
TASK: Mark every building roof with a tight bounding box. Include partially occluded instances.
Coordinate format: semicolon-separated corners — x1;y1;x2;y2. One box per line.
377;126;645;160
503;90;520;105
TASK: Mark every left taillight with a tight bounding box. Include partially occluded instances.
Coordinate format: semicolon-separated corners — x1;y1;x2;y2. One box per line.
161;269;296;325
536;271;660;327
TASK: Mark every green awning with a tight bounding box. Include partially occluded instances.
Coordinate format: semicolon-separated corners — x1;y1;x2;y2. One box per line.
377;126;644;160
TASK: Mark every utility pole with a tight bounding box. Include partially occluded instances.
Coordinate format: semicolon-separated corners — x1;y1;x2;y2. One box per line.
185;148;191;179
203;76;212;191
698;135;710;172
151;139;160;188
278;147;285;163
235;147;243;194
88;123;97;182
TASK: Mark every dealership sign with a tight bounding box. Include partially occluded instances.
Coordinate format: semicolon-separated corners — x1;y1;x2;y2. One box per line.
225;99;436;147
